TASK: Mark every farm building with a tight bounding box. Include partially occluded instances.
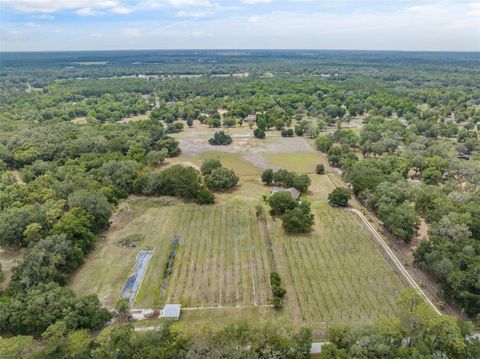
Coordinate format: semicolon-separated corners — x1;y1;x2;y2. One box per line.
270;187;301;199
244;114;257;123
161;304;181;320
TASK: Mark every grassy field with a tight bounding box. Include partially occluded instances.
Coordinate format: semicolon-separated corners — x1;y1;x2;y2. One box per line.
71;128;407;338
268;202;404;328
135;197;272;309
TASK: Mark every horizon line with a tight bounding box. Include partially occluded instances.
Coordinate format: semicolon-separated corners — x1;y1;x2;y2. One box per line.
1;48;479;54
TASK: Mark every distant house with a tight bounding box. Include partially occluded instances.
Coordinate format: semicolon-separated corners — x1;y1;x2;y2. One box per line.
161;304;181;320
244;115;257;123
270;187;301;199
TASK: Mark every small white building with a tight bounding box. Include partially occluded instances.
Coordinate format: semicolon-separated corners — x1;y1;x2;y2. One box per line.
161;304;181;320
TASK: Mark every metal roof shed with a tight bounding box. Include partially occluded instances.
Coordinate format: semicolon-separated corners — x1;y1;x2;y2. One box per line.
162;304;181;320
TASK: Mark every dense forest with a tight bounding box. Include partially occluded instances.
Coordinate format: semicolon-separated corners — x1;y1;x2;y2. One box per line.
0;50;479;357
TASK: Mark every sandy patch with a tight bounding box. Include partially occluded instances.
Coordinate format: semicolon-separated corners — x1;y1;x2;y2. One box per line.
119;113;150;124
71;117;88;124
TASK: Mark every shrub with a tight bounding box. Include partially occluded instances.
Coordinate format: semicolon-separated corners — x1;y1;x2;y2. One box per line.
255;204;264;218
422;167;442;185
270;272;282;287
205;167;239;191
270;272;286;310
294;125;304;136
281;128;294;137
166;122;184;134
196;187;215;205
223;118;237;128
201;158;222;175
253;128;265;139
209;131;232;145
328;187;351;207
316;164;325;174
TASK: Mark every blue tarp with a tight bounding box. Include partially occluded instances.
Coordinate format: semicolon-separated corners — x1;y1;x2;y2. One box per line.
121;249;152;306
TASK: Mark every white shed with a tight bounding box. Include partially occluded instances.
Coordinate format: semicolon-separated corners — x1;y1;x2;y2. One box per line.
161;304;181;320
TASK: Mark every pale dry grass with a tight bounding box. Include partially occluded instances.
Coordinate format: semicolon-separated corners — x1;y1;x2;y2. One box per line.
0;247;23;290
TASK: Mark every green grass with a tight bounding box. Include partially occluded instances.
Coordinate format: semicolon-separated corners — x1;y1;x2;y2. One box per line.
71;135;407;339
267;202;405;333
265;151;328;174
69;198;176;307
136;197;272;309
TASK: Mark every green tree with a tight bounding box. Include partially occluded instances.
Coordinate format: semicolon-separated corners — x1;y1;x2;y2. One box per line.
253;128;265;139
422;167;443;184
261;168;274;185
316;163;325;174
328;188;351;207
51;208;95;255
143;165;201;199
268;191;297;215
0;204;47;246
316;135;334;152
282;202;314;233
205;167;239;191
0;282;111;336
293;174;311;193
145;149;167;166
0;336;37;359
156;138;181;157
209;131;232;145
68;190;112;229
378;202;419;242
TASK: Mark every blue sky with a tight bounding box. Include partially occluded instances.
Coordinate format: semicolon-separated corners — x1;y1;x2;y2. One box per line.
1;0;479;51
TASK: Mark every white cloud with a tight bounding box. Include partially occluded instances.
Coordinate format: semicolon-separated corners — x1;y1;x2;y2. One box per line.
2;1;479;51
111;6;133;14
1;0;119;13
142;0;212;7
191;30;211;37
176;10;208;17
168;0;211;6
243;0;271;4
76;7;98;16
121;27;141;38
31;14;55;20
1;29;25;40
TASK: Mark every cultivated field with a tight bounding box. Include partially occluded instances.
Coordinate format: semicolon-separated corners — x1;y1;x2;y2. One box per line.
137;198;272;309
71;123;408;337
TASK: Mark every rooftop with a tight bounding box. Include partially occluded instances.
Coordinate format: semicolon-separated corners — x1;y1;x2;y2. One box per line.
161;304;181;319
